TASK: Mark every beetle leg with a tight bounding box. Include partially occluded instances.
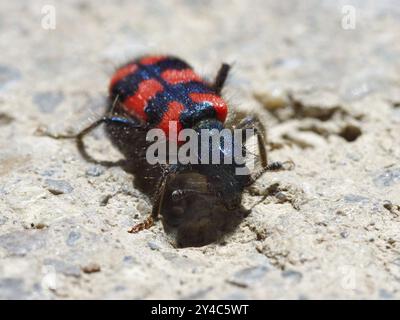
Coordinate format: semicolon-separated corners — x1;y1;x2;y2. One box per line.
235;115;295;186
127;215;155;234
128;168;176;233
39;115;145;167
235;115;268;168
246;160;295;186
212;63;231;94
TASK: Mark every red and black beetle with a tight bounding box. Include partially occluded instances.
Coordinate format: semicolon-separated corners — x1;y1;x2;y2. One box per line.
43;55;293;233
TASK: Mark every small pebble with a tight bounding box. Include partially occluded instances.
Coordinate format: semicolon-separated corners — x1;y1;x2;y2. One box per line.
123;256;136;264
66;231;81;246
340;231;349;238
100;194;112;206
0;231;46;256
148;241;161;251
387;238;396;246
0;215;8;225
373;168;400;188
44;179;73;195
344;194;368;203
0;278;27;299
281;270;303;283
383;200;393;211
392;258;400;266
82;263;101;274
40;169;56;177
0;65;21;91
30;222;47;230
379;288;393;300
254;88;288;111
114;285;126;292
85;165;105;177
228;265;269;288
43;259;81;277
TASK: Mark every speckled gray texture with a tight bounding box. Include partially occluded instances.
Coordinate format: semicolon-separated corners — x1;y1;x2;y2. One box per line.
1;0;400;299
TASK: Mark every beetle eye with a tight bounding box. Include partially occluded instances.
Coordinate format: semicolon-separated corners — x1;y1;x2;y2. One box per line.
171;190;184;202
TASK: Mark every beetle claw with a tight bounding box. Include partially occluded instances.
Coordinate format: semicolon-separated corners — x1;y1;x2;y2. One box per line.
128;216;154;233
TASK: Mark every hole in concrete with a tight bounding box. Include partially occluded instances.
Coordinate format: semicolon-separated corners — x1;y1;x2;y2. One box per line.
0;112;13;126
339;124;362;142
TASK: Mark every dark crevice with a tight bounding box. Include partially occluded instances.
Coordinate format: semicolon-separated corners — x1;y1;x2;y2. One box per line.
339;124;362;142
0;112;13;126
255;91;364;145
299;123;362;142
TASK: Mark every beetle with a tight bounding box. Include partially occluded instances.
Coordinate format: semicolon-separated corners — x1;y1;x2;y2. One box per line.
41;55;293;233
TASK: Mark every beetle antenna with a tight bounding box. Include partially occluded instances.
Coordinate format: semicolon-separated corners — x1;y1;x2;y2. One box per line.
109;94;120;115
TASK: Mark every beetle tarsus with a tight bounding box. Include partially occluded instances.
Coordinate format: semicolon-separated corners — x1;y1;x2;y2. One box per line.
128;216;154;233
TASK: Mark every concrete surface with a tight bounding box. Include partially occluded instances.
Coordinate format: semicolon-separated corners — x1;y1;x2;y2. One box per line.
1;0;400;299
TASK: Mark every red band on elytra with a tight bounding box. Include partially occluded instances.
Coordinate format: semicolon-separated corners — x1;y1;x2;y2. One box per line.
157;101;185;139
139;56;166;65
109;63;138;92
123;79;163;121
189;93;228;122
161;69;201;85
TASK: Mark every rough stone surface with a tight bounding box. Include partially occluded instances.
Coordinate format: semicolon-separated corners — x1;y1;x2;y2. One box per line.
1;1;400;299
33;91;65;114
